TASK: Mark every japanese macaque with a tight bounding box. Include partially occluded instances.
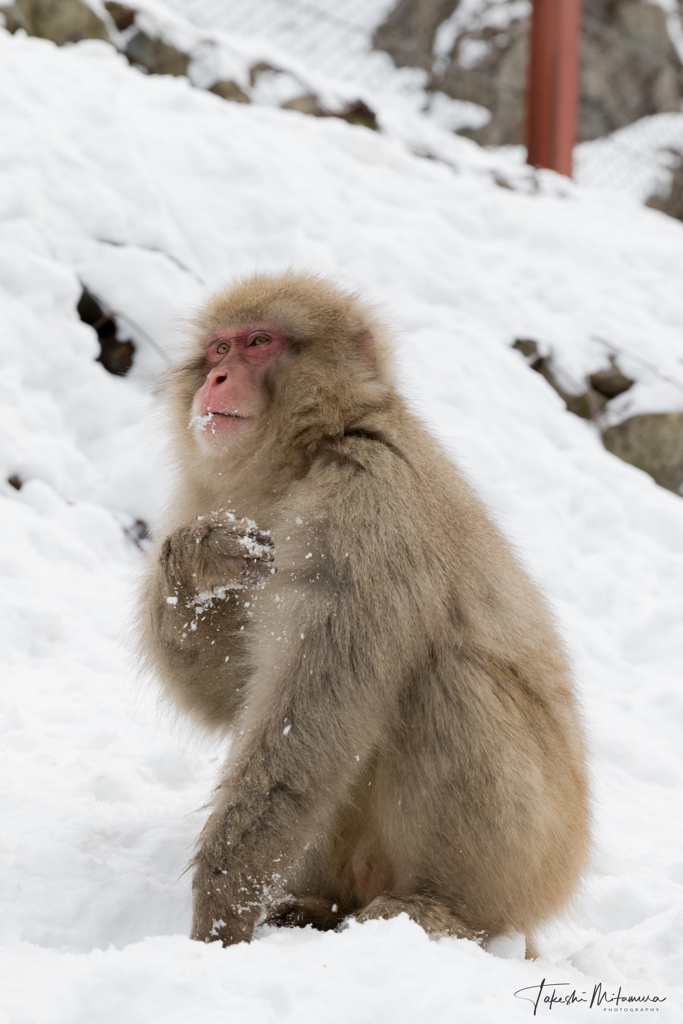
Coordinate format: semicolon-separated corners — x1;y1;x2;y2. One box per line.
139;272;590;955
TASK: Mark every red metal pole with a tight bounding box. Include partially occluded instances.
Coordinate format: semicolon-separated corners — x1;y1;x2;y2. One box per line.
525;0;582;177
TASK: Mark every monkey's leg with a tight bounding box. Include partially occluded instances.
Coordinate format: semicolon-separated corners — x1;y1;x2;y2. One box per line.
189;661;389;944
189;771;367;945
356;893;483;941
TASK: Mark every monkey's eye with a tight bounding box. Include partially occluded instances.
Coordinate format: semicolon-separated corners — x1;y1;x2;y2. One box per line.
216;342;229;355
249;335;270;346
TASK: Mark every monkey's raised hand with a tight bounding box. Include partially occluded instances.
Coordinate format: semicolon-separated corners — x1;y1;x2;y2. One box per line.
161;512;275;596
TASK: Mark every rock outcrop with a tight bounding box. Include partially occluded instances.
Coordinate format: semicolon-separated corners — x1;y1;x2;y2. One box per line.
513;339;683;496
0;0;108;45
124;29;189;77
647;150;683;222
374;0;683;145
603;413;683;494
0;1;379;128
77;288;134;377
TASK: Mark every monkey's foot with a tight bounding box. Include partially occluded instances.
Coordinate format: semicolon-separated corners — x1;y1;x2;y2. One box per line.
265;896;347;932
357;893;481;940
190;912;254;946
190;867;257;946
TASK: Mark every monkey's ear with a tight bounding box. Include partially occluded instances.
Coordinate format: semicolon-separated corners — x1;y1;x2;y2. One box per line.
347;321;379;369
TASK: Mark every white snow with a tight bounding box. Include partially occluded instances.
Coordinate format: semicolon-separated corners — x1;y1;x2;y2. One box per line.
0;17;682;1023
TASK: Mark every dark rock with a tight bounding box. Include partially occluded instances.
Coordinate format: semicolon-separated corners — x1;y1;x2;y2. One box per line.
8;475;22;491
0;4;23;32
589;356;634;399
78;287;134;376
374;0;683;146
119;516;151;550
512;338;607;419
249;61;278;86
125;30;189;77
339;100;378;131
512;338;540;360
602;412;683;494
209;79;250;103
493;172;514;190
564;391;607;420
247;64;379;130
434;17;529;147
373;0;457;72
104;1;135;32
122;517;150;549
97;333;135;377
282;93;326;116
0;0;108;44
282;94;378;130
514;341;683;495
132;518;149;541
646;150;683;222
579;2;682;142
77;288;105;327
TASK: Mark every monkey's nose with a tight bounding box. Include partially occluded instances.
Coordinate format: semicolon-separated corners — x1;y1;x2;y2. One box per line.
206;362;232;388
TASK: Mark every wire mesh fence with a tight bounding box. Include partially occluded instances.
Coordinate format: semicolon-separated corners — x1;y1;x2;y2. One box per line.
574;112;683;205
164;0;683;214
573;2;683;205
163;0;406;89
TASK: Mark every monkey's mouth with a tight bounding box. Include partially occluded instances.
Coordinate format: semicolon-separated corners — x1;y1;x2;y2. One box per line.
210;411;251;420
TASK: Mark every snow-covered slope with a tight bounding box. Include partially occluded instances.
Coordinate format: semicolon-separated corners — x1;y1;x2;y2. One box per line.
0;25;682;1023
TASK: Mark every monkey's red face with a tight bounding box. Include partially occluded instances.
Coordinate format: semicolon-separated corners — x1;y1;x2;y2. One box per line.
191;323;287;447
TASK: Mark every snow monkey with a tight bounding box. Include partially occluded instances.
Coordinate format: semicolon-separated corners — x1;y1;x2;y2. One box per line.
139;272;590;955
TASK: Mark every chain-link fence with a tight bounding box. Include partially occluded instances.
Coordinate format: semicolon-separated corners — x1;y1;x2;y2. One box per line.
573;2;683;206
163;0;683;213
163;0;404;89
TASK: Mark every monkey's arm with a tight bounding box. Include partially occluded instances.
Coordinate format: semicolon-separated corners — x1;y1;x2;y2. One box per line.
141;512;275;728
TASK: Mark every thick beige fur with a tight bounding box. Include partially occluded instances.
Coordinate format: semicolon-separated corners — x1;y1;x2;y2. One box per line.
139;271;590;952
